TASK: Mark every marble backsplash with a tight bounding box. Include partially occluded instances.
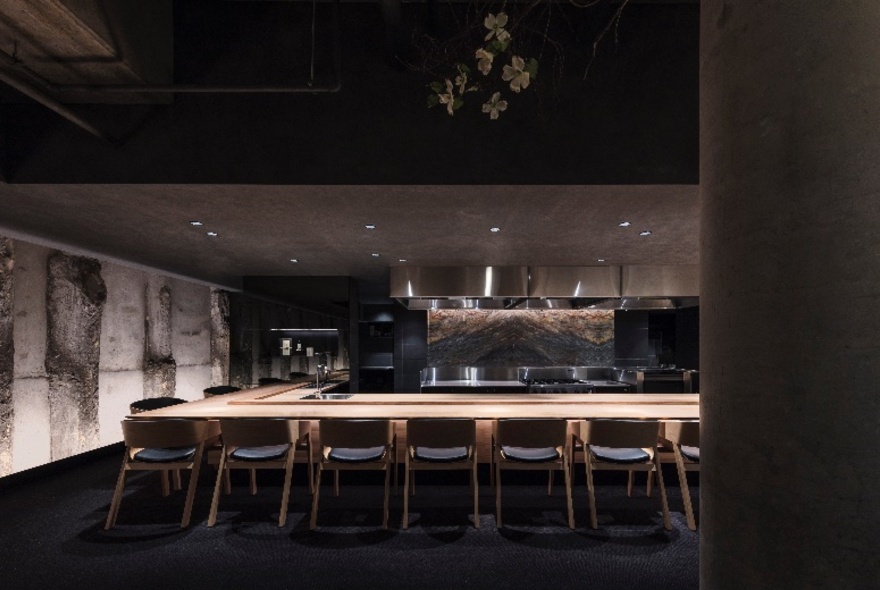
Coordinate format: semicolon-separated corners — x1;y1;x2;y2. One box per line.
427;309;614;366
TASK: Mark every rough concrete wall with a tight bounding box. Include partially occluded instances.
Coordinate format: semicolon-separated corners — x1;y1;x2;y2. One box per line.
143;276;175;398
0;238;14;475
210;289;230;387
45;252;106;461
98;263;147;446
170;278;211;400
10;241;51;473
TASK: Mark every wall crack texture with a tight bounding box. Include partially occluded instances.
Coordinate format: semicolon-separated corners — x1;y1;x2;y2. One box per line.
45;252;106;461
0;238;15;475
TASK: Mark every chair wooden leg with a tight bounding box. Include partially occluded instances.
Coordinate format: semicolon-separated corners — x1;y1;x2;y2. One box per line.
173;469;182;491
307;436;315;494
495;459;503;528
180;445;205;528
674;446;697;531
249;468;257;495
105;453;129;530
207;448;228;527
310;464;323;530
382;461;391;530
547;469;553;496
627;470;634;497
654;454;672;531
161;471;171;497
402;453;411;529
489;436;495;490
224;466;232;495
473;457;480;529
333;470;340;497
564;454;574;530
585;452;598;529
279;447;295;527
646;470;654;497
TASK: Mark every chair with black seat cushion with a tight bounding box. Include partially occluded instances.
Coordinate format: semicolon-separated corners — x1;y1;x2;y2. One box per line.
402;418;478;529
203;385;241;398
663;420;700;530
310;419;394;530
129;397;190;491
105;419;218;529
208;419;301;527
258;377;287;386
492;419;574;529
578;419;671;530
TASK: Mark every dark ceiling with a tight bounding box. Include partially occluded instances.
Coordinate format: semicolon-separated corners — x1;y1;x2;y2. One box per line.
0;0;699;296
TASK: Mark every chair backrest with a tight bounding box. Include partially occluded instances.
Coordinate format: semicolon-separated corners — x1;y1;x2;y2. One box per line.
219;418;299;447
319;420;393;448
121;419;213;449
406;419;476;448
581;420;660;448
203;385;241;398
129;397;187;414
495;419;567;448
664;420;700;447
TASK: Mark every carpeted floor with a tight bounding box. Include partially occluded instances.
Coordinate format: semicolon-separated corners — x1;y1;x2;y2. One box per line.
0;455;698;590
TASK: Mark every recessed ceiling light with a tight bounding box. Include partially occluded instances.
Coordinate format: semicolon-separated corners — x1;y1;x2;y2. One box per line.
371;253;380;258
639;230;652;236
365;224;376;230
290;258;299;263
490;227;501;233
399;259;407;262
190;221;203;226
597;259;606;262
618;221;631;227
206;231;218;237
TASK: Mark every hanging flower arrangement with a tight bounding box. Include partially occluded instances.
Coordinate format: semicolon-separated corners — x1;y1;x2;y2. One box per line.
426;12;539;120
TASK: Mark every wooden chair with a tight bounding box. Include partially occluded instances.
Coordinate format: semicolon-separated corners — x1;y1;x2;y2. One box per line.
128;398;189;492
663;420;700;530
578;419;671;530
492;419;574;529
208;419;302;527
105;419;218;529
310;419;395;530
402;418;478;529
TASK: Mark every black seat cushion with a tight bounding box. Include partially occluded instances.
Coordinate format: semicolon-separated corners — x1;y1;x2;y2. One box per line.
680;445;700;463
203;386;241;395
590;446;651;464
230;444;290;461
258;378;287;385
133;446;197;463
500;446;560;462
413;446;469;463
327;446;386;463
129;397;187;412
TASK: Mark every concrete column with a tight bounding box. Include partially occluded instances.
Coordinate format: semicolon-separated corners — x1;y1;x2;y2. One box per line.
143;276;175;398
210;289;231;387
0;238;14;475
45;252;106;460
701;2;880;588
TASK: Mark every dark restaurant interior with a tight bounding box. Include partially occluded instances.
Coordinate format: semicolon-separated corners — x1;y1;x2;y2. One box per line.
1;1;878;589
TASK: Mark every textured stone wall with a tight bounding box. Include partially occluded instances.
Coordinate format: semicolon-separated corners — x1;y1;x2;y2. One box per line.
210;289;230;387
0;238;14;476
45;252;107;461
228;292;253;388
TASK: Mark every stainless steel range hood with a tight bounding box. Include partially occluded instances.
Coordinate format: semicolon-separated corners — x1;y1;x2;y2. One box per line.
391;265;698;310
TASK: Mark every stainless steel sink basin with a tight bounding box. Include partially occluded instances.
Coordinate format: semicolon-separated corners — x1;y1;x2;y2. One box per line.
300;393;354;400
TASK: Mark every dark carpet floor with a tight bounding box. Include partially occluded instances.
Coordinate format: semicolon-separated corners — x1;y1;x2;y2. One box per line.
0;456;698;590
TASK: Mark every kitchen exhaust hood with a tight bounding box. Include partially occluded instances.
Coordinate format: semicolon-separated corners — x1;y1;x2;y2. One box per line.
391;265;698;310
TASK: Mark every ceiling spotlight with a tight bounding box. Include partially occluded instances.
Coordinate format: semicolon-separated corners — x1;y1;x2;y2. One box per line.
639;230;652;236
490;227;501;233
290;258;299;263
190;221;204;226
618;221;631;227
399;258;407;262
365;224;376;230
371;253;380;258
597;259;606;262
206;231;218;237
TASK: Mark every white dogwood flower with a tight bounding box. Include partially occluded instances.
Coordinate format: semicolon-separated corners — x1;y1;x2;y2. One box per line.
475;48;494;76
501;55;530;93
484;13;510;42
481;92;508;120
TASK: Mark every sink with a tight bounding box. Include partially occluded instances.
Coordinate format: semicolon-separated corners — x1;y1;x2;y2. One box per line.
300;393;354;400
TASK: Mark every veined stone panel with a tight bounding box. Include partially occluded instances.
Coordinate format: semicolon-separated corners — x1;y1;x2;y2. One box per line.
98;370;143;446
99;263;147;372
0;238;14;475
428;310;615;367
11;377;50;473
170;278;211;367
144;276;175;398
11;241;49;379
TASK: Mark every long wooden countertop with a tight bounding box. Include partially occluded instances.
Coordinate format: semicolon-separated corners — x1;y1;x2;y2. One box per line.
130;385;699;421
